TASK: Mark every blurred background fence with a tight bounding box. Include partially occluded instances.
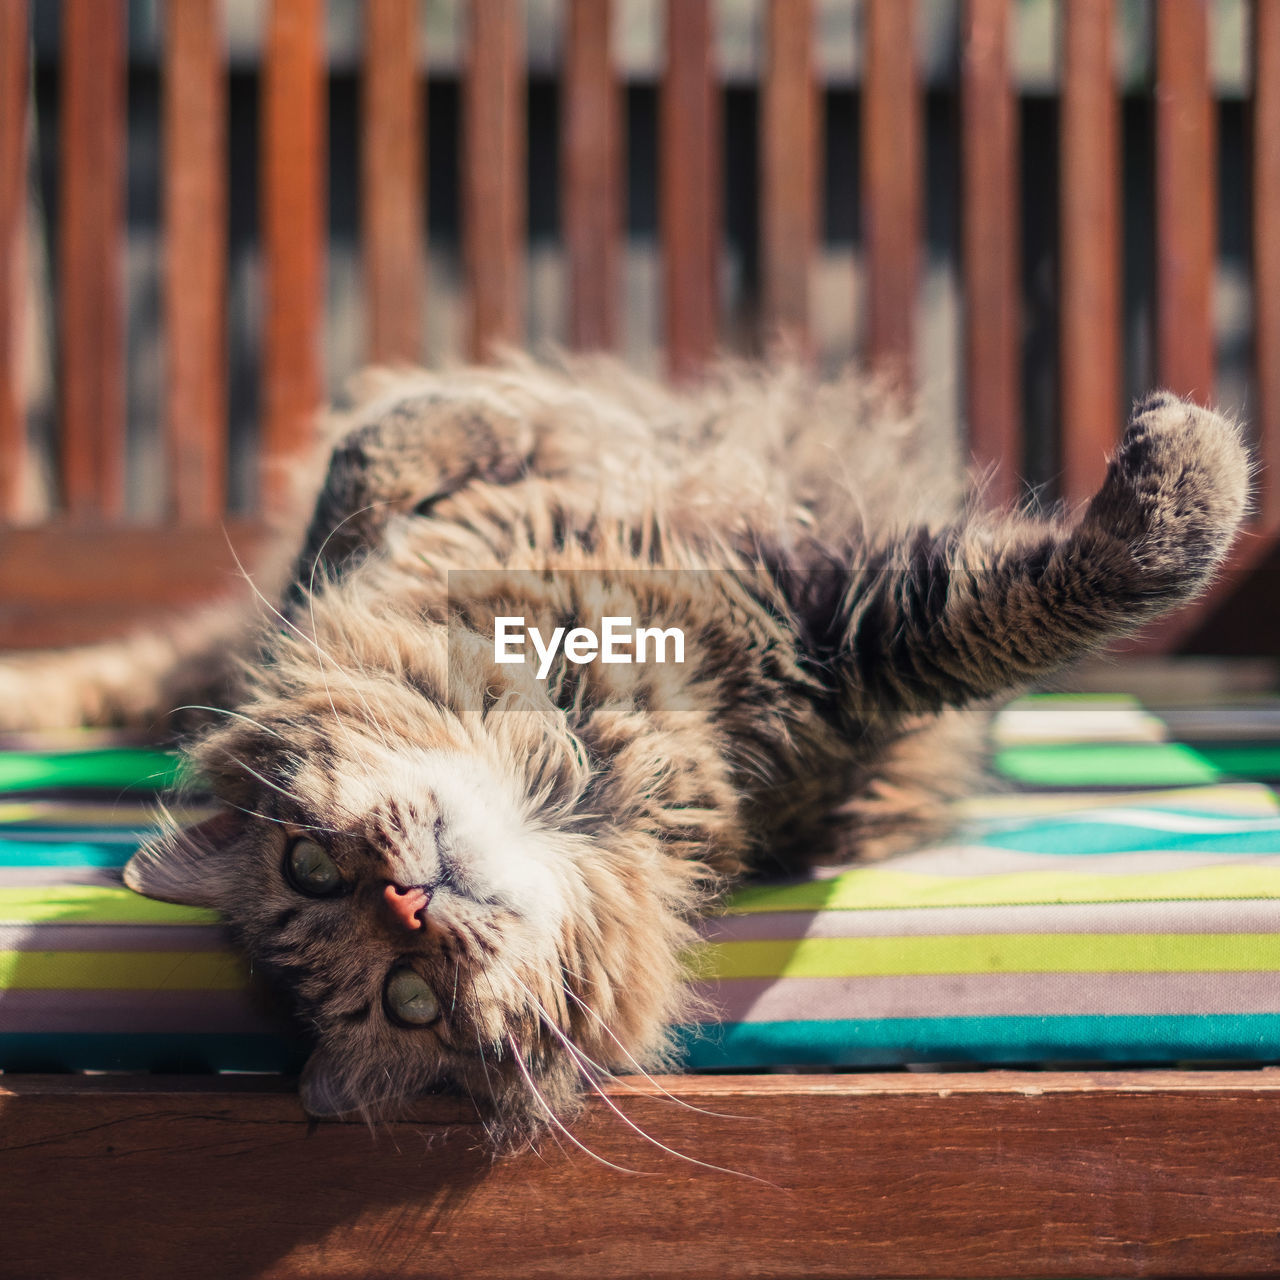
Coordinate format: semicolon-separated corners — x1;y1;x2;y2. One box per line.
0;0;1275;652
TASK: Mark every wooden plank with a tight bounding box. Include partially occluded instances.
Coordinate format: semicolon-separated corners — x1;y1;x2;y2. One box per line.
362;0;424;364
464;0;524;359
163;0;227;524
0;0;26;520
262;0;325;514
563;0;621;351
862;0;920;378
58;0;126;521
0;522;267;647
6;1070;1280;1277
761;0;816;355
1059;0;1120;506
0;523;267;605
662;0;719;381
1254;0;1280;532
1155;0;1215;401
961;0;1020;504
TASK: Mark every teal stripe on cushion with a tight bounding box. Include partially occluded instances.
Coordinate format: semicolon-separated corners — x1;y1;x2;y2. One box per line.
0;838;133;868
0;1032;306;1073
977;819;1280;855
677;1013;1280;1069
0;750;181;794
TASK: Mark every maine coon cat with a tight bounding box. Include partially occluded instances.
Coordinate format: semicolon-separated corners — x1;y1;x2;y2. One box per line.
0;358;1250;1144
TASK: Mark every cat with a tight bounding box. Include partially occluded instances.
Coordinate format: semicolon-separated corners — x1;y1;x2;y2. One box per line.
0;357;1250;1145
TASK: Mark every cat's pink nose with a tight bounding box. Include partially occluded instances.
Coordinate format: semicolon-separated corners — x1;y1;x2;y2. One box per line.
383;883;430;931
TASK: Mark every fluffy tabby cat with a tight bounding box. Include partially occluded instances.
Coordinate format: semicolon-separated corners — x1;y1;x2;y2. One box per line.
0;359;1250;1144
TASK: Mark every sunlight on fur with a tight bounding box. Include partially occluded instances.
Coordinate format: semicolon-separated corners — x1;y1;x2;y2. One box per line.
0;358;1250;1155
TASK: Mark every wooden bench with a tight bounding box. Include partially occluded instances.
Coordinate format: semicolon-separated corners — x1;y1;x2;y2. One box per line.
2;3;1280;1276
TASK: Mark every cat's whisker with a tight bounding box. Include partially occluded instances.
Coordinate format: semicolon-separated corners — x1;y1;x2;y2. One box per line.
564;1041;775;1188
220;801;351;838
515;977;768;1185
506;1034;652;1178
167;705;287;738
212;749;316;815
562;986;748;1122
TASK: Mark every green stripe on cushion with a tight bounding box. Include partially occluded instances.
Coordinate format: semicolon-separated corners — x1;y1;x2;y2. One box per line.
723;864;1280;913
0;886;216;925
677;1013;1280;1069
995;743;1280;787
995;743;1222;786
0;950;247;990
700;933;1280;980
0;749;181;794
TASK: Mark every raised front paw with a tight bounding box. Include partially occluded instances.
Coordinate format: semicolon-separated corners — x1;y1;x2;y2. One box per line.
1084;390;1250;589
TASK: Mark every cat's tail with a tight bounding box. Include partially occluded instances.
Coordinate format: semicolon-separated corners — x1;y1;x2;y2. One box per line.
838;390;1251;718
0;598;257;734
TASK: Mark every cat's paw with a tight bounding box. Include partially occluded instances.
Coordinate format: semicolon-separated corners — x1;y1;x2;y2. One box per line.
1083;390;1250;590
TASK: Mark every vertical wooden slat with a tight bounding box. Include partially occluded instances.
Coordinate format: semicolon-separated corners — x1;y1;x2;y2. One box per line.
465;0;524;359
662;0;718;381
762;0;816;354
0;0;26;519
1060;0;1120;505
1155;0;1215;400
164;0;227;524
363;0;424;364
59;0;126;520
1254;0;1280;531
961;0;1020;503
863;0;920;377
262;0;325;513
563;0;621;351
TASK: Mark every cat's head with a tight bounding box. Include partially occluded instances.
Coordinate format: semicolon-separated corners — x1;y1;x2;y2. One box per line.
123;614;704;1141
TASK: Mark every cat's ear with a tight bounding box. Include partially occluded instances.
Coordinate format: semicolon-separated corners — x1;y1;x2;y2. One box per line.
299;1045;366;1118
123;809;242;909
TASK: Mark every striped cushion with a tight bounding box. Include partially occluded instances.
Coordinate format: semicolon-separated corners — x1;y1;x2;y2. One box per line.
5;694;1280;1073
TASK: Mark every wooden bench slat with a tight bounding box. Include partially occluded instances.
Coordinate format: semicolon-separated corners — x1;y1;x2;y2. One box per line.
563;0;621;352
662;0;718;381
163;0;228;525
961;0;1020;503
863;0;920;378
362;0;424;365
1254;0;1280;531
58;0;126;521
1155;0;1216;401
6;1070;1280;1278
1060;0;1120;506
465;0;525;359
0;521;266;646
0;0;26;520
761;0;816;355
262;0;326;513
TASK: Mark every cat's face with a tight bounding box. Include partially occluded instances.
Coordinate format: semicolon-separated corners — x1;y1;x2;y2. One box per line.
123;659;693;1138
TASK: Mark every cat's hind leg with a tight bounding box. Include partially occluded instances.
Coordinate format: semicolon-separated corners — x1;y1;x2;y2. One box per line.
836;392;1250;719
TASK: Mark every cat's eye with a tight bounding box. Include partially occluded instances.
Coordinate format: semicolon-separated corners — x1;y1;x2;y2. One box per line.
284;837;343;897
384;967;441;1027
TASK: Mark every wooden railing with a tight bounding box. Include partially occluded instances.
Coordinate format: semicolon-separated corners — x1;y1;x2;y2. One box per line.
0;0;1276;650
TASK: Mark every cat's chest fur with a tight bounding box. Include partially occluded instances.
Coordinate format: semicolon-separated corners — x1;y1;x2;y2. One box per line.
306;471;983;877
